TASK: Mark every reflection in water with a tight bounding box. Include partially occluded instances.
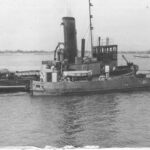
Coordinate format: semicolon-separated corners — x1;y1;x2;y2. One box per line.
52;94;119;147
55;97;84;147
74;94;119;147
1;92;150;147
28;92;150;147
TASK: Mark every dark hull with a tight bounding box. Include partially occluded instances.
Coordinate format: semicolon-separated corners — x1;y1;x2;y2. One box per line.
0;79;30;93
31;75;150;96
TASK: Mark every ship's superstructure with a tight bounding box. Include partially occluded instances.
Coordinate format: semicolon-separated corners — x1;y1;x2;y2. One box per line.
44;15;118;77
43;0;118;77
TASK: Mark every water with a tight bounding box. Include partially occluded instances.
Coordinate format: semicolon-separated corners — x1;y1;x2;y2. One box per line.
0;53;52;71
0;53;150;147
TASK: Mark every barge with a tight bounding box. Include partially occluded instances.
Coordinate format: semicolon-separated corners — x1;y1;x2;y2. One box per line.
0;69;34;93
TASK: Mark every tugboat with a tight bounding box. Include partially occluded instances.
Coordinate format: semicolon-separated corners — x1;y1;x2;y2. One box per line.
31;0;150;96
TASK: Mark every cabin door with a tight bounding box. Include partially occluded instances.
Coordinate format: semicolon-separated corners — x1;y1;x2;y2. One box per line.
47;73;52;82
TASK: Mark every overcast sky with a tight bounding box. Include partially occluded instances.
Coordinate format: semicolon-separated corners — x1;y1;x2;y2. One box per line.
0;0;149;51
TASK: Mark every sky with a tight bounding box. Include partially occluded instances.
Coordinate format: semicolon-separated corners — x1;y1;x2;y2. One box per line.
0;0;149;51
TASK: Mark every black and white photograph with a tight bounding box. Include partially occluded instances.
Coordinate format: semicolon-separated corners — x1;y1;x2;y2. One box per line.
0;0;149;148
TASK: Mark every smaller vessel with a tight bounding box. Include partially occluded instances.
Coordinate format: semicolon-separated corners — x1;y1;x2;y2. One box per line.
0;69;30;93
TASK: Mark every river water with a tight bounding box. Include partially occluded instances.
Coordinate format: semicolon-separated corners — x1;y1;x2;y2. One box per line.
0;53;150;147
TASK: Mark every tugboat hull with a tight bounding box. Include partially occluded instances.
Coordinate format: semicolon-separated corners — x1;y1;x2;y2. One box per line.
31;75;150;96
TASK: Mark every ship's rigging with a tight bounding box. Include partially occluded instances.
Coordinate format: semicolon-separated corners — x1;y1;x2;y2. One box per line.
89;0;94;57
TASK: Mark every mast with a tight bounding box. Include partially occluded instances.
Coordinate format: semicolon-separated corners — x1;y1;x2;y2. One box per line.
89;0;94;57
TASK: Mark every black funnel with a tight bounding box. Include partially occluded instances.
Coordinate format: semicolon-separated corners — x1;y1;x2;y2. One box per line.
62;17;77;64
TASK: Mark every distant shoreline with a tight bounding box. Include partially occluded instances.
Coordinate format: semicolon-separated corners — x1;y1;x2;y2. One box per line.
0;50;150;54
0;50;52;54
119;51;150;54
